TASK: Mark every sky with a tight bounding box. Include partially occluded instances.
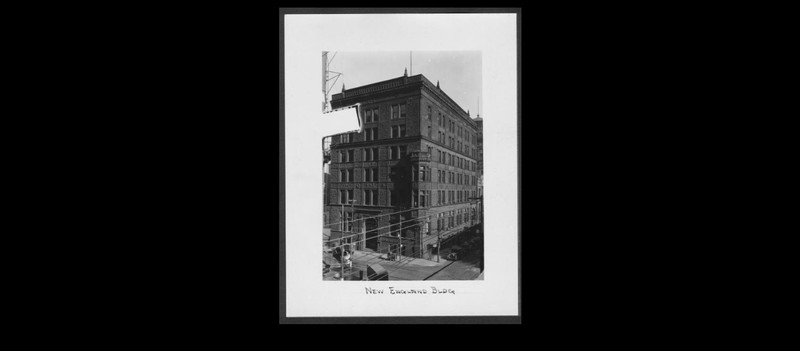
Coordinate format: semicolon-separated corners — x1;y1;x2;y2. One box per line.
325;51;483;117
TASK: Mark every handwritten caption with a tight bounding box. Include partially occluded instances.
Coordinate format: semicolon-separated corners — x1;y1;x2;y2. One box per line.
365;287;455;295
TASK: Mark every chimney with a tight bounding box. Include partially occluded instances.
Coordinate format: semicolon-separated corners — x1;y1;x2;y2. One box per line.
437;80;440;89
341;83;345;92
404;68;408;77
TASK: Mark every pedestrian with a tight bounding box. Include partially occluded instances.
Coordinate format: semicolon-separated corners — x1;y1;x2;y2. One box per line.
344;250;352;268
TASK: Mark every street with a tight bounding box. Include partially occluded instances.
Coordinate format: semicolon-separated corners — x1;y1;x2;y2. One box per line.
425;249;482;280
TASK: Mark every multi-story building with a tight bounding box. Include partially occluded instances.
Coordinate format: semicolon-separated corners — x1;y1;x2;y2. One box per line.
325;71;482;260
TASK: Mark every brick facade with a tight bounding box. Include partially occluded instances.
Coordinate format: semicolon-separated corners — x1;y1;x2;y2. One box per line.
325;73;483;258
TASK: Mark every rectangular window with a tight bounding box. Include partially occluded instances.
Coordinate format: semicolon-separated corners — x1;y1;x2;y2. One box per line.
365;109;372;123
420;166;426;182
340;190;346;204
399;103;406;118
390;190;396;206
388;147;394;160
341;133;349;143
391;125;406;138
347;150;354;162
391;105;397;119
427;125;431;138
364;128;377;141
373;108;379;121
399;145;406;157
347;169;353;182
427;106;431;119
348;189;354;204
364;190;375;206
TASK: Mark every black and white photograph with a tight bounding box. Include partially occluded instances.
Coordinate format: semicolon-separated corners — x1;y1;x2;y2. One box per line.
282;10;519;319
322;51;484;281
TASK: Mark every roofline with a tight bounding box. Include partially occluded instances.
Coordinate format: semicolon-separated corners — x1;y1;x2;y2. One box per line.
332;73;478;128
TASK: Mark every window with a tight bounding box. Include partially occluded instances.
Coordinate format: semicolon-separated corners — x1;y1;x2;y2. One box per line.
364;127;377;141
412;190;418;207
365;109;373;123
347;150;354;163
399;103;406;118
388;147;393;160
390;190;396;206
347;169;353;182
391;125;406;138
340;189;353;204
427;125;431;138
373;108;379;121
391;105;398;119
340;170;346;183
364;189;375;206
399;145;406;157
427;146;432;157
427;106;431;119
420;190;429;208
420;166;426;182
411;165;417;181
364;168;377;182
364;148;378;161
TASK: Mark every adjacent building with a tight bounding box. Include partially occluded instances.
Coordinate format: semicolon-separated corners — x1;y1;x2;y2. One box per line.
325;71;482;260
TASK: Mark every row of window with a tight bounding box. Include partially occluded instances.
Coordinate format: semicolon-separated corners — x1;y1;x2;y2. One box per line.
434;148;476;171
343;124;405;144
435;208;475;232
435;170;475;186
337;188;476;207
363;104;407;123
337;189;399;207
337;146;407;163
338;164;475;185
436;189;474;205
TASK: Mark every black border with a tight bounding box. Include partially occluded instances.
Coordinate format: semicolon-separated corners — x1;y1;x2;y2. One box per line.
279;7;522;324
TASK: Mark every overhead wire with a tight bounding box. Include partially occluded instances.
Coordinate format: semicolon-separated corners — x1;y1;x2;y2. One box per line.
324;207;417;227
324;213;434;243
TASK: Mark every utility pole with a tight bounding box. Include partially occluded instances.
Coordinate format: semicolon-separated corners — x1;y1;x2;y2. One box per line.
437;229;441;263
398;215;402;261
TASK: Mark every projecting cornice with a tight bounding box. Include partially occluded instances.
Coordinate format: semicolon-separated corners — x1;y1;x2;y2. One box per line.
331;74;479;129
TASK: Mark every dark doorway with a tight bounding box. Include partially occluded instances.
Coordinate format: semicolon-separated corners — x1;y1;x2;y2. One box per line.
365;218;378;250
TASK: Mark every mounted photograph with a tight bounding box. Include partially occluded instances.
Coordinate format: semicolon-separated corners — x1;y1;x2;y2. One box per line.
321;51;484;281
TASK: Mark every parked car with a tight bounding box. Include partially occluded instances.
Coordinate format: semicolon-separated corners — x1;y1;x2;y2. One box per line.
446;247;462;261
